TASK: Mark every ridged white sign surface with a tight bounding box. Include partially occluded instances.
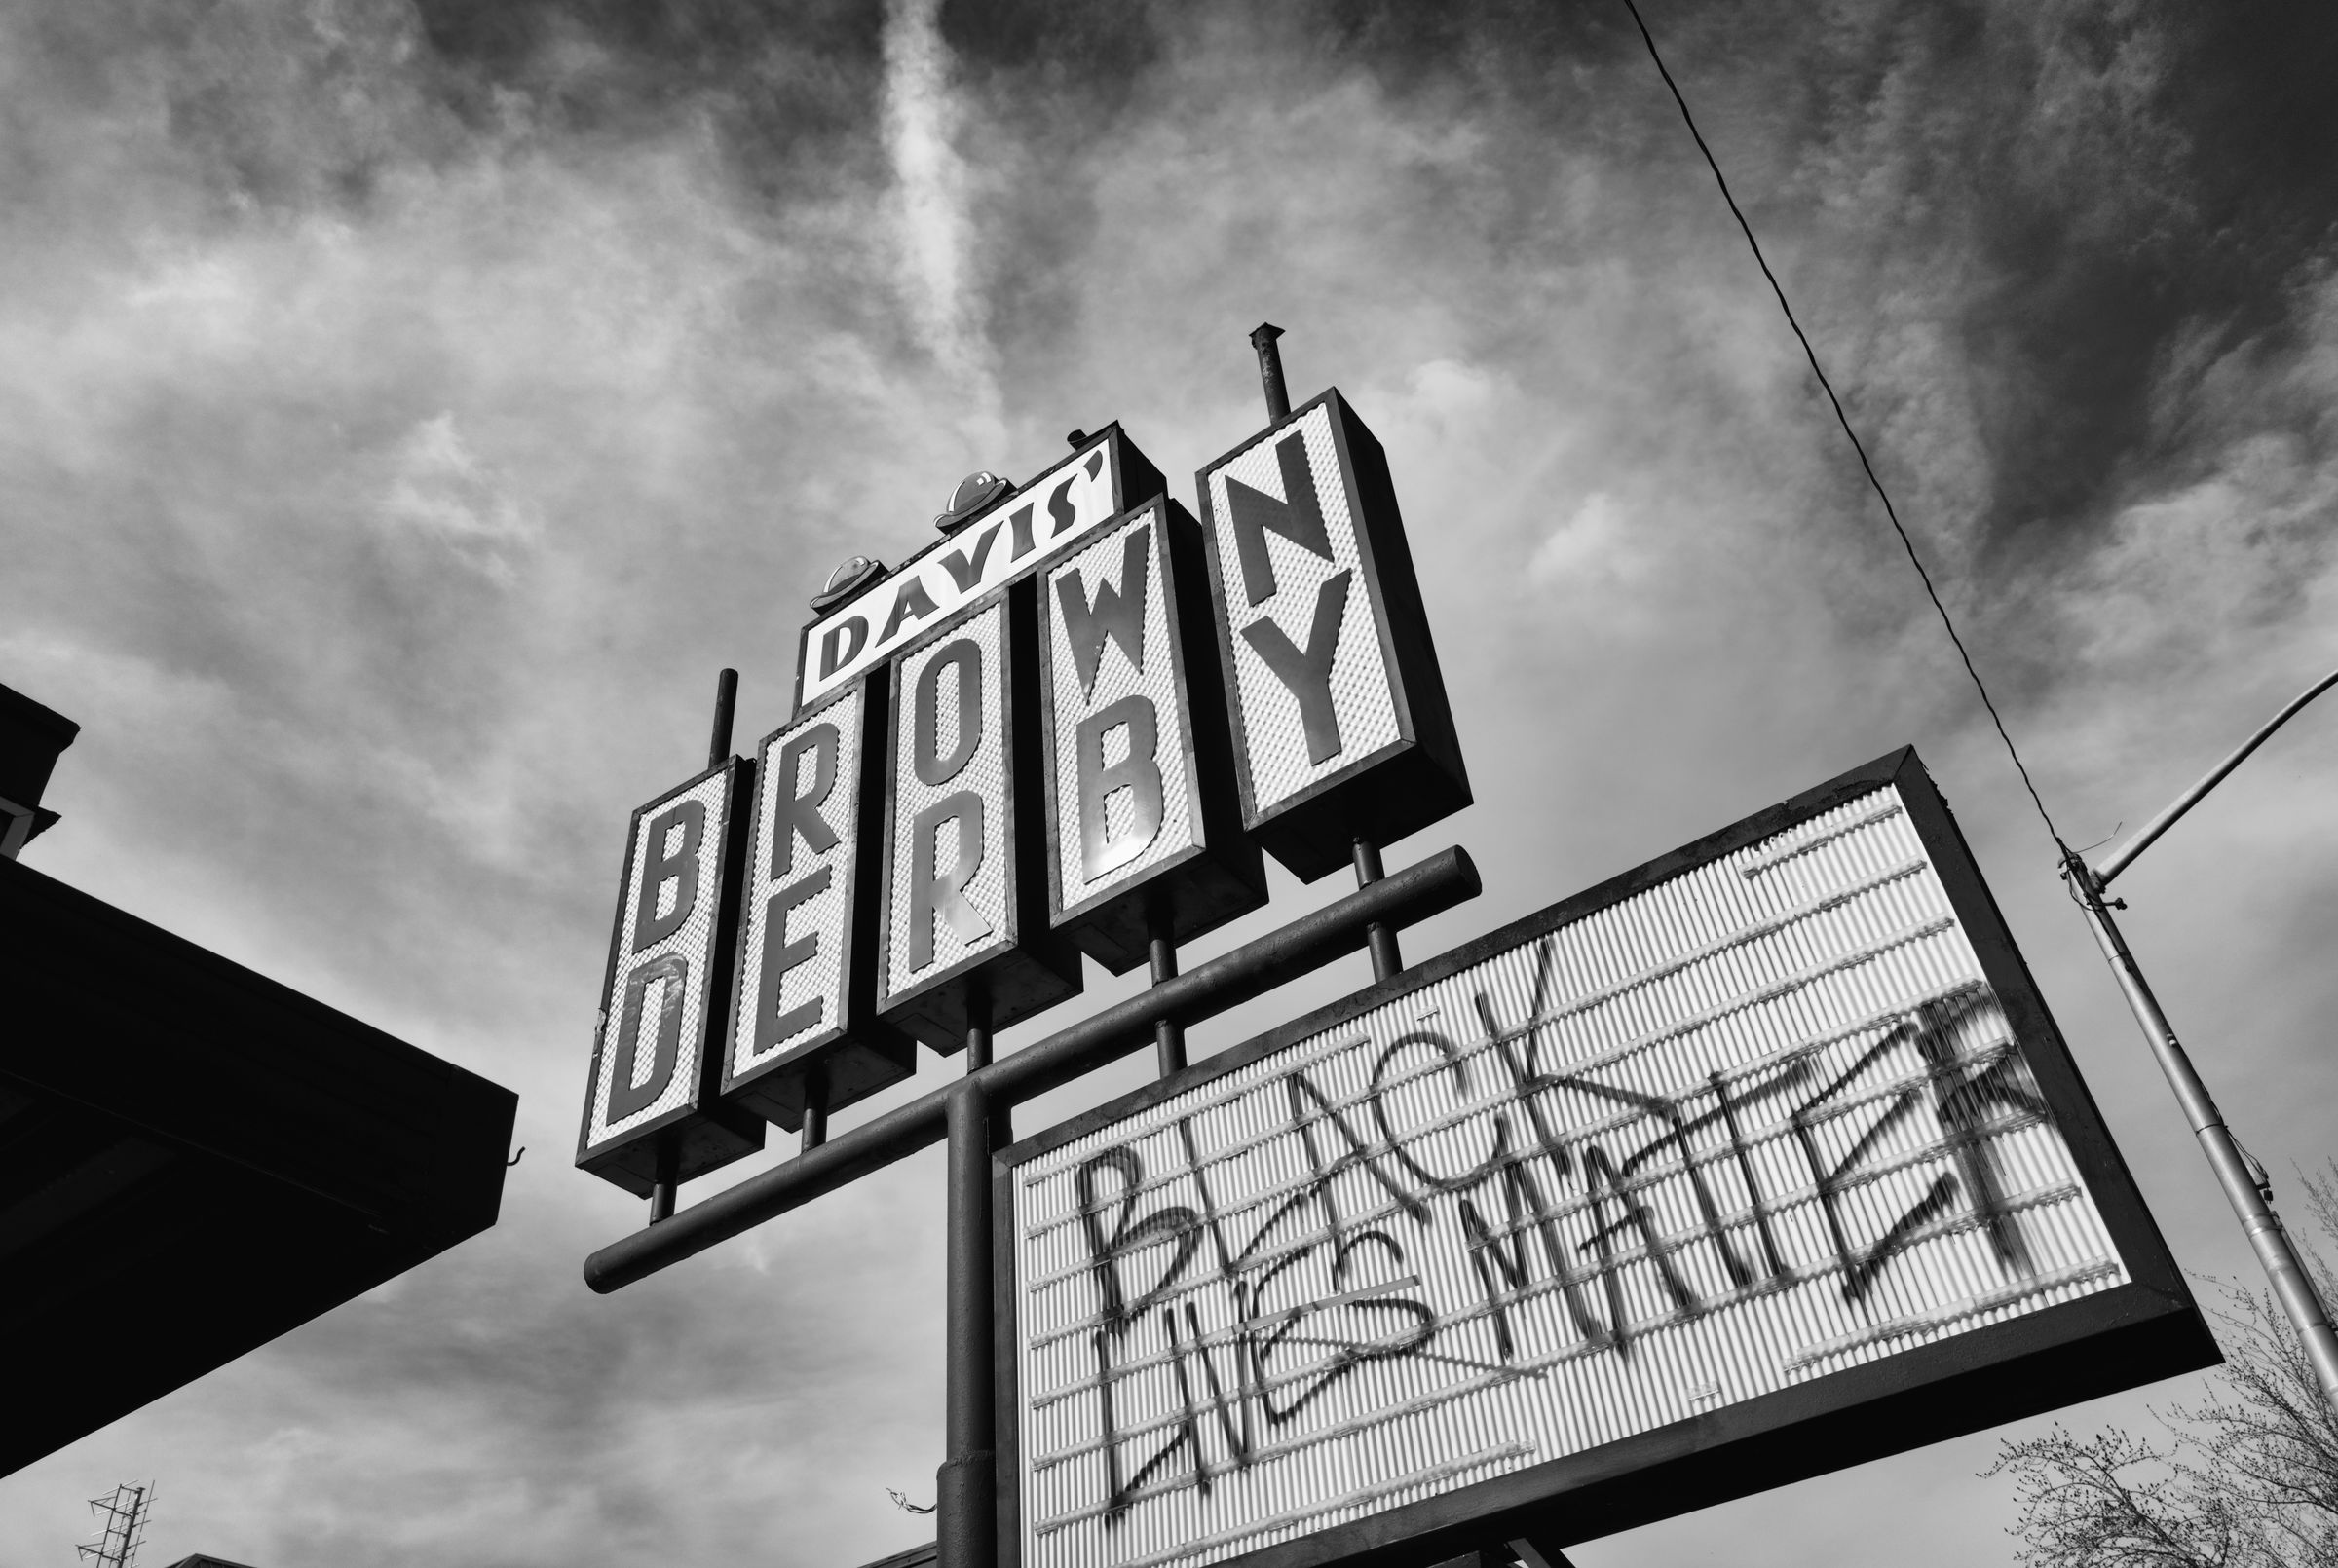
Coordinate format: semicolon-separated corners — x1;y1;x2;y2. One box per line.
1009;783;2125;1568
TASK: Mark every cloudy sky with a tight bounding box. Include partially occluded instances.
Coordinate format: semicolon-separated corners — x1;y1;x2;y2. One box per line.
7;1;2338;1564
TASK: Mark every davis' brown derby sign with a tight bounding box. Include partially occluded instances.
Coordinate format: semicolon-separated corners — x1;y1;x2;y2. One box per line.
798;427;1166;712
997;749;2210;1568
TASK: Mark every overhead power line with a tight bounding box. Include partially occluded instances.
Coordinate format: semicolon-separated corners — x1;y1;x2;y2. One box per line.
1618;0;2069;853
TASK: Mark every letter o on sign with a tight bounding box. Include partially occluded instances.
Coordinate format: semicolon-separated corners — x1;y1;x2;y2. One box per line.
916;639;983;786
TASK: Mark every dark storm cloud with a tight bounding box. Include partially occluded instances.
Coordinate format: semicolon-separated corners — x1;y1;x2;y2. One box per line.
412;0;889;196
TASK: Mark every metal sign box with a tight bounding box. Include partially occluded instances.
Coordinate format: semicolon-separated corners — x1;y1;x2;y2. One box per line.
724;676;915;1131
578;758;765;1193
1038;496;1266;974
879;589;1084;1049
995;747;2212;1568
798;427;1167;714
1193;390;1469;882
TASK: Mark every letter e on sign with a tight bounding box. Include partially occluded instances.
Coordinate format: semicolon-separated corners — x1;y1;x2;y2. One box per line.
721;678;913;1132
1194;389;1468;881
1037;498;1264;972
577;757;764;1195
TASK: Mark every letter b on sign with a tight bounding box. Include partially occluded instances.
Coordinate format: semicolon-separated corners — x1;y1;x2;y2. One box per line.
1076;694;1164;880
1038;498;1264;973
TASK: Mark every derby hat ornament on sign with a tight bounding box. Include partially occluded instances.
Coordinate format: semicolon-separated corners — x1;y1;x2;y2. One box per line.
812;555;889;615
937;472;1015;534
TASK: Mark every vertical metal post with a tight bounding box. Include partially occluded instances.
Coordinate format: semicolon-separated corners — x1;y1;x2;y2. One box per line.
938;989;999;1568
1251;323;1291;422
708;667;738;766
800;1061;828;1154
650;666;742;1226
647;1137;680;1223
1353;837;1402;982
2068;854;2338;1413
1149;911;1186;1077
963;980;993;1073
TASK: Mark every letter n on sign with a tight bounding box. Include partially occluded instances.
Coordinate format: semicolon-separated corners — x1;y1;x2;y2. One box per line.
576;757;765;1194
878;590;1082;1049
721;676;914;1132
1037;496;1264;972
1194;388;1469;880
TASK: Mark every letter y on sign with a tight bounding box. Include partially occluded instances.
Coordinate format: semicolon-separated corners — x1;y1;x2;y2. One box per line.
1194;389;1469;880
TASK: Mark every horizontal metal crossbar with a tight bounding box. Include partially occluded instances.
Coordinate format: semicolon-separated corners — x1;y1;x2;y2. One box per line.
582;846;1482;1293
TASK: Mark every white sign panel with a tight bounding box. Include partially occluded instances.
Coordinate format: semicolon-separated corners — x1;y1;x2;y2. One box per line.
1043;504;1196;918
1193;390;1467;882
1006;777;2145;1568
735;688;865;1072
1200;400;1401;817
578;760;759;1189
801;440;1125;711
724;680;911;1127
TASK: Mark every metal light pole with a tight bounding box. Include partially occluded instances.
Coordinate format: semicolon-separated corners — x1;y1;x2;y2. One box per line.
2062;664;2338;1413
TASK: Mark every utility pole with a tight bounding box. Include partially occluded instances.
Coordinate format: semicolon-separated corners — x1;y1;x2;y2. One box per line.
2062;664;2338;1414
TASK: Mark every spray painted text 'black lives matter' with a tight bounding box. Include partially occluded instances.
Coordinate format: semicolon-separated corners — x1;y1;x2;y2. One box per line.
1053;936;2055;1526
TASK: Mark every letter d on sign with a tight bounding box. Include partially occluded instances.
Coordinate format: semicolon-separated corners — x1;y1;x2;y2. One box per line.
578;756;765;1195
608;952;688;1121
819;616;869;680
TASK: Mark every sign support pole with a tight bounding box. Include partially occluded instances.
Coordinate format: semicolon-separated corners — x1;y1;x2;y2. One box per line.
941;983;999;1568
586;848;1478;1290
2065;858;2338;1411
800;1061;827;1153
1148;907;1186;1076
1352;837;1403;983
647;666;744;1225
2066;660;2338;1416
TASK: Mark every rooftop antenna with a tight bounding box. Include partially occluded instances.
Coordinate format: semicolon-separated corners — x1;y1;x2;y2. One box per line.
78;1481;154;1568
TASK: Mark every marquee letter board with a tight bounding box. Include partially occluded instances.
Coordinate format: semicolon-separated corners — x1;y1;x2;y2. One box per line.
997;747;2212;1568
722;676;914;1131
1194;389;1469;881
879;589;1082;1049
798;426;1167;713
577;758;765;1193
1037;496;1266;974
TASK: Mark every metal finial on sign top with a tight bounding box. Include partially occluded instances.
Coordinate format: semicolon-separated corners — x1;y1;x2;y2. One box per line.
708;668;738;768
1250;322;1291;421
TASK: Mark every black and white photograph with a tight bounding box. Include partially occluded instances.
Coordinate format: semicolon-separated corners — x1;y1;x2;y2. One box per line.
5;5;2336;1567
